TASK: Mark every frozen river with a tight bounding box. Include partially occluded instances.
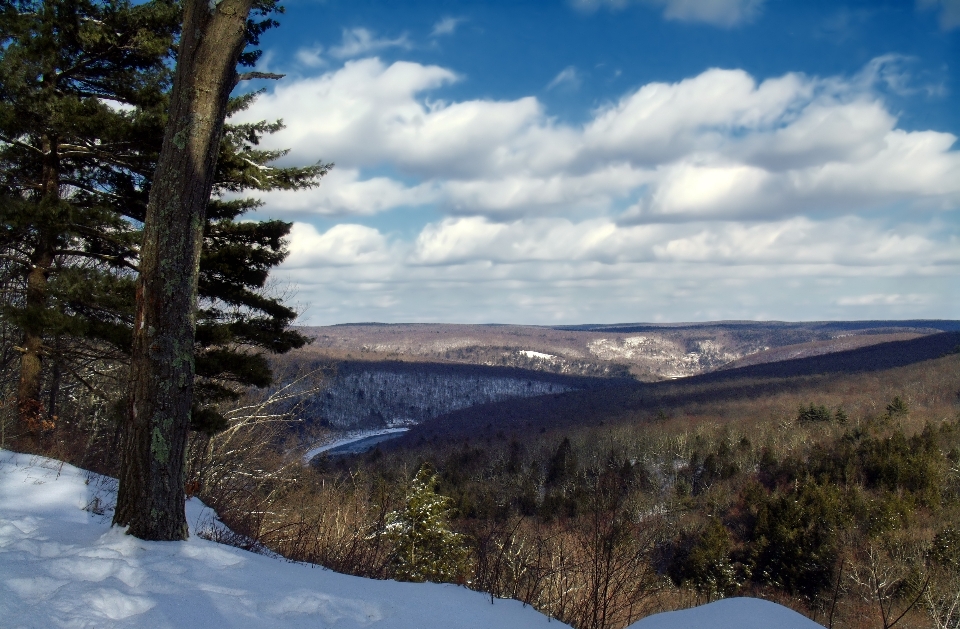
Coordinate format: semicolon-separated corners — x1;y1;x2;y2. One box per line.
303;428;410;462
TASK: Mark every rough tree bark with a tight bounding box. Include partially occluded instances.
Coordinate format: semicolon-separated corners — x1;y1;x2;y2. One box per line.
113;0;255;540
16;130;59;442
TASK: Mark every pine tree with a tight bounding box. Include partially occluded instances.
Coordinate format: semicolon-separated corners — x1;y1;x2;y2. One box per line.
112;0;321;540
191;92;329;434
0;0;328;441
384;466;470;583
669;518;741;599
0;0;178;440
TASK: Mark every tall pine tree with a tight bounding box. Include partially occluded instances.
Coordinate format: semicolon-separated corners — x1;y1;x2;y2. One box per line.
0;0;328;442
0;0;177;441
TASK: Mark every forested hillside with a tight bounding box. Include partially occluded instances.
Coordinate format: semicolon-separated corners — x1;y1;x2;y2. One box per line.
294;360;588;431
297;321;955;381
154;330;960;629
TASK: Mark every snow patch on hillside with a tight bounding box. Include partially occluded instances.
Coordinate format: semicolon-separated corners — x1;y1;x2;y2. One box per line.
628;597;825;628
520;350;556;360
588;336;743;378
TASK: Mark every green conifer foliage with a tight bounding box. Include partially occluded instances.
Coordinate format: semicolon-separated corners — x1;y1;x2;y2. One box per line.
749;480;846;600
797;403;833;423
384;466;470;583
669;518;742;599
0;0;329;438
0;0;178;436
886;396;909;419
190;92;330;433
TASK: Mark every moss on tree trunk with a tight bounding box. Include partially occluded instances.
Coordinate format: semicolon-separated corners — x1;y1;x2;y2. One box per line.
113;0;255;541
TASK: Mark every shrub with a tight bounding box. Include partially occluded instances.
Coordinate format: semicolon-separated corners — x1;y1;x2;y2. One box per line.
798;403;833;423
384;466;470;583
669;518;743;599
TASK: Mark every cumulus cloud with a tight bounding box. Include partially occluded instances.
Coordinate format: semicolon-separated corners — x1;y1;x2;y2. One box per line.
441;165;650;216
405;215;956;268
279;216;958;323
655;0;765;26
250;168;438;216
295;45;326;68
238;55;959;323
329;28;411;59
242;59;960;221
836;293;932;306
572;0;765;26
284;223;394;268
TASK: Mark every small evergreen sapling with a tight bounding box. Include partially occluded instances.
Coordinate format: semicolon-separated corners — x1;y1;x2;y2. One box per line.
384;466;469;583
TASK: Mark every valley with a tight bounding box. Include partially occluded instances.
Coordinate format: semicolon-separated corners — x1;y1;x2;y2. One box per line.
287;321;959;452
297;320;957;380
166;320;953;629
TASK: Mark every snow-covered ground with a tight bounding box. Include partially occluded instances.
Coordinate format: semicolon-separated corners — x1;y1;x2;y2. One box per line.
519;350;556;360
0;449;825;629
0;449;562;629
303;427;410;462
630;597;825;628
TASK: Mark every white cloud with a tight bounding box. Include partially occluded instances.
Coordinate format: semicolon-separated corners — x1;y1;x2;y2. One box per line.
241;58;960;223
431;16;465;36
241;56;960;323
405;215;957;268
279;216;959;324
572;0;765;26
250;168;437;216
547;66;582;91
295;45;326;68
441;165;650;216
836;294;931;306
284;223;394;268
329;28;411;59
655;0;765;26
580;69;812;164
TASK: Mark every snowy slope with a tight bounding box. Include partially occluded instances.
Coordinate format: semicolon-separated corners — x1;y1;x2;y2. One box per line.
0;450;566;629
0;449;825;629
628;597;825;629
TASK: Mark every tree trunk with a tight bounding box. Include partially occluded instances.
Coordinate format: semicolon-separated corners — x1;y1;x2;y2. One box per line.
113;0;254;540
16;131;58;445
17;243;52;436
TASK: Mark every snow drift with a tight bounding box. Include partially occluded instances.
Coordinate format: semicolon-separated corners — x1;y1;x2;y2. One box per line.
0;449;825;628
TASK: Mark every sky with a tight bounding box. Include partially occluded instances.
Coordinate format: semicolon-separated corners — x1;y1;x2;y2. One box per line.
232;0;960;325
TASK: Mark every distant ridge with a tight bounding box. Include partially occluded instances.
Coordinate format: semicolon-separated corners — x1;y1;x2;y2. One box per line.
552;320;960;333
691;331;960;382
397;331;960;443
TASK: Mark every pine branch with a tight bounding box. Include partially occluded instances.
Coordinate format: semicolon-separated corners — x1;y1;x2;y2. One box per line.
234;71;285;88
56;249;140;271
0;133;45;155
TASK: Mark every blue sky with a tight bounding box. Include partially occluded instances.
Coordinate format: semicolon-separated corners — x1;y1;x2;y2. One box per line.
235;0;960;325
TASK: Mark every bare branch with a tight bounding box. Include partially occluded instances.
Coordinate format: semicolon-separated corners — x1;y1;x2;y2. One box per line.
234;72;285;89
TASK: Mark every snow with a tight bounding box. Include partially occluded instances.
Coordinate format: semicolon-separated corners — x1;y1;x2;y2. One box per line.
303;428;410;462
627;597;825;629
519;350;556;360
0;449;825;629
0;449;562;629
